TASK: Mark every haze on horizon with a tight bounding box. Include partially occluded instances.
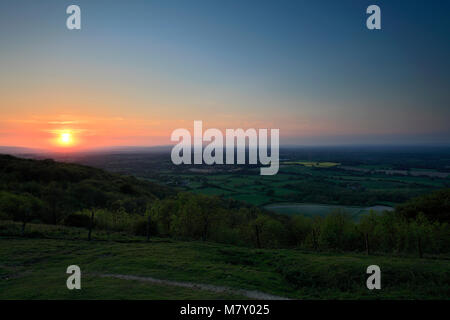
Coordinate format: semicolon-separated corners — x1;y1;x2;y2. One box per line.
1;0;449;151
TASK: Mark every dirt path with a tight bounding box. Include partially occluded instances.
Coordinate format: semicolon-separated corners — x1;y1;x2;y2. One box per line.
98;273;290;300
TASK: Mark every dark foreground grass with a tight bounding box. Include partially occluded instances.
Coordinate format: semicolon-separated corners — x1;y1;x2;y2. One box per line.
0;222;449;300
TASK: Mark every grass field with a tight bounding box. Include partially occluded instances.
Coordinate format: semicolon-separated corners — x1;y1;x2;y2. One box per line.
282;161;340;167
154;162;450;209
1;222;449;300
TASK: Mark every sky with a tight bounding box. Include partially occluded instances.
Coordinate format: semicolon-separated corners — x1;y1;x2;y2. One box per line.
0;0;449;150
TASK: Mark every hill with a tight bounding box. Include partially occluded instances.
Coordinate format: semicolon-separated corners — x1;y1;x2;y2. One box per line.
0;154;174;224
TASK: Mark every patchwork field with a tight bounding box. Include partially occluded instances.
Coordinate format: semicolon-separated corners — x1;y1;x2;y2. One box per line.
281;161;340;168
58;149;450;220
153;163;450;217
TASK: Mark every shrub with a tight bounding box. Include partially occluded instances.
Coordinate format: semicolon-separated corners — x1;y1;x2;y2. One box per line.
64;213;91;228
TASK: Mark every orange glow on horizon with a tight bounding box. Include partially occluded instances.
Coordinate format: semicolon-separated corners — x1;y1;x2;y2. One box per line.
58;132;74;146
0;113;314;151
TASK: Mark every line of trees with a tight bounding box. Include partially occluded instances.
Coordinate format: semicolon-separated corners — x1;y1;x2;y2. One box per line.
35;192;447;257
1;189;449;257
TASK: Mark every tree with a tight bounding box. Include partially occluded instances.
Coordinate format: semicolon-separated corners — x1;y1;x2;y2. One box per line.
410;213;431;258
255;215;285;248
245;208;262;248
319;210;355;251
42;182;66;224
396;189;450;223
196;195;220;241
151;199;178;236
0;192;43;235
359;211;378;255
311;216;323;251
373;210;399;253
290;215;313;247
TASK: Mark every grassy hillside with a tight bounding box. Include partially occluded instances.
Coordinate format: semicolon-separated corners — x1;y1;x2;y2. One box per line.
0;222;449;300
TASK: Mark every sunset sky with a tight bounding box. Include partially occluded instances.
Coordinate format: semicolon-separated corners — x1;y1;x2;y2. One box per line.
1;0;449;151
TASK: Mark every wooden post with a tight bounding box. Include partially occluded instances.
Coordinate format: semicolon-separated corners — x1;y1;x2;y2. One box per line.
21;220;26;236
21;209;29;236
88;210;95;241
202;217;209;242
312;229;318;251
255;225;261;249
365;233;370;255
418;236;423;259
146;215;151;242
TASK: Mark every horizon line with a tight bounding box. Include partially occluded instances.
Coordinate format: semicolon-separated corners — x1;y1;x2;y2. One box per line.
1;143;450;155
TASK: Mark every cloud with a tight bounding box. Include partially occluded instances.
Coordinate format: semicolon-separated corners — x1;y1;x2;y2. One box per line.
47;121;80;125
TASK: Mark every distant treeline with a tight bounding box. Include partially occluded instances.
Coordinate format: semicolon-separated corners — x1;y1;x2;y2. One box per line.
0;155;449;257
279;146;450;171
281;175;422;206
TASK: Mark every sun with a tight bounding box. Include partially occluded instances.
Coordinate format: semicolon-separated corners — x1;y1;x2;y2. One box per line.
58;132;73;146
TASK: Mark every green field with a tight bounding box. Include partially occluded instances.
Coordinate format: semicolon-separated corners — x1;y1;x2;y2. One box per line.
281;161;341;167
1;222;449;300
156;163;450;210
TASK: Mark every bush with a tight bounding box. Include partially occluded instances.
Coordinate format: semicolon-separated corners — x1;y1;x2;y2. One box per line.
132;218;157;237
64;213;91;228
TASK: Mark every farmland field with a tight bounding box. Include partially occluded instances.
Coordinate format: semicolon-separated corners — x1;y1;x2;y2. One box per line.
281;161;340;167
154;166;450;209
60;148;450;215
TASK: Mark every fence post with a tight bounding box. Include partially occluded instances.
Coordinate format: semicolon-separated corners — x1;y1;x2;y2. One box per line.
88;210;95;241
146;215;151;242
